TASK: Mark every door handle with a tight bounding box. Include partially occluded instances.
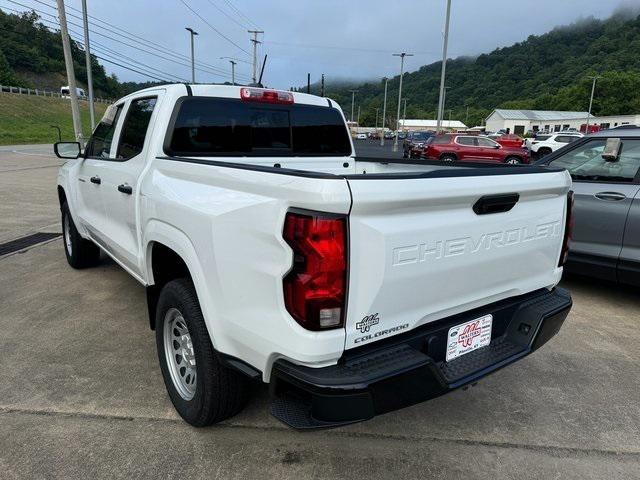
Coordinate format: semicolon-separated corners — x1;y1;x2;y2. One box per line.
595;192;626;201
117;184;133;195
90;176;101;185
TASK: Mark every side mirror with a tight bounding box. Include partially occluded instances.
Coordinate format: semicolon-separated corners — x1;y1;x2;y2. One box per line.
494;144;501;149
54;141;82;159
601;138;622;162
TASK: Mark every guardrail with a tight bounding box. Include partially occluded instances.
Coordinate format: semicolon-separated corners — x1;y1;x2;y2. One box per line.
0;84;112;103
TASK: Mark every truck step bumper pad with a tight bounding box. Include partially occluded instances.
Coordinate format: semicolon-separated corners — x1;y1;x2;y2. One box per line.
270;287;572;429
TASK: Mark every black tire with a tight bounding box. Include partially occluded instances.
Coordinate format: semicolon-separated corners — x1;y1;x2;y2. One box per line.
155;278;249;427
538;147;552;157
505;156;522;165
440;154;457;163
61;201;100;269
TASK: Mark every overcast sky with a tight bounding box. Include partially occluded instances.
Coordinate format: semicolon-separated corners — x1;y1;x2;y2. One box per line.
49;0;634;88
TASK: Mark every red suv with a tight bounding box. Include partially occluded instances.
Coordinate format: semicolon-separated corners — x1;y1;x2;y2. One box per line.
422;134;530;164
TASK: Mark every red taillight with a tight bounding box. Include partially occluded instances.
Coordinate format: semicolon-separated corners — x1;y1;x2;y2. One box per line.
559;191;574;267
283;211;347;331
240;87;294;105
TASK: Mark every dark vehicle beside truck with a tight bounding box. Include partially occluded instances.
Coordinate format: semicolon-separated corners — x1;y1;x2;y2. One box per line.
537;128;640;286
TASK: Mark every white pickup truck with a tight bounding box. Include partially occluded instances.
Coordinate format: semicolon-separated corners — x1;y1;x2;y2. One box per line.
55;84;573;429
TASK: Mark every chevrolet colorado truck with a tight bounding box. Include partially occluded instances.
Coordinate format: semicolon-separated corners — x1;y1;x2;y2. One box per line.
55;84;573;429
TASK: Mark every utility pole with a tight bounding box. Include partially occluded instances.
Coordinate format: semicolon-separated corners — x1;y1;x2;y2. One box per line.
185;27;198;83
320;74;325;97
442;86;449;130
229;60;237;84
248;30;264;83
375;108;379;134
357;105;361;125
381;78;388;146
585;75;600;134
465;105;469;125
349;90;358;123
56;0;82;144
436;0;452;133
392;52;413;152
81;0;95;130
402;98;407;132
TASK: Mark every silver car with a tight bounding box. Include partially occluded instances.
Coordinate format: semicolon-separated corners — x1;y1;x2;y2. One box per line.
538;128;640;286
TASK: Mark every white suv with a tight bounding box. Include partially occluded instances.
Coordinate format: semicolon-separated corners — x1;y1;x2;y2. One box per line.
530;133;583;156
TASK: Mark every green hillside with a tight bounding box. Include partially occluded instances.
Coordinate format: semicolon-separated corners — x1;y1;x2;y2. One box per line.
319;10;640;127
0;93;107;145
0;10;159;97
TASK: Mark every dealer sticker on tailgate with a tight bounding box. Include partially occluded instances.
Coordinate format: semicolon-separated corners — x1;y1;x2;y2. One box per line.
446;315;493;362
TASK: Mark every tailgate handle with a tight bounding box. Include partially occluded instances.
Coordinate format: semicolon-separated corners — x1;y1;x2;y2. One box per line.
473;193;520;215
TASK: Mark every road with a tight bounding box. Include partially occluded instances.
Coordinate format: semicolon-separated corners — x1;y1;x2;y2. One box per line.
1;145;639;479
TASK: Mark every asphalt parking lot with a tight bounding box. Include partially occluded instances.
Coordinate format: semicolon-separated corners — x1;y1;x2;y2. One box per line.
1;144;640;479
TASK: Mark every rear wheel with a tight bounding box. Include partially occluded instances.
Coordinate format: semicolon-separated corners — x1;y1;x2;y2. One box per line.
155;278;249;427
440;154;457;163
505;156;521;165
61;202;100;269
537;147;552;157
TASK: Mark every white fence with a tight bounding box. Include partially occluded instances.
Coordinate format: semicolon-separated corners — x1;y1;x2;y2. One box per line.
0;84;112;103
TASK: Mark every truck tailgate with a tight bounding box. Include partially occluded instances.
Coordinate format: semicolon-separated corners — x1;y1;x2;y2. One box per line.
344;170;571;349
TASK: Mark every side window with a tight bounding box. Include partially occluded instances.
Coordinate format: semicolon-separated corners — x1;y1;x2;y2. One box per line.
477;137;496;147
550;139;640;183
456;136;475;146
85;104;123;158
116;97;157;160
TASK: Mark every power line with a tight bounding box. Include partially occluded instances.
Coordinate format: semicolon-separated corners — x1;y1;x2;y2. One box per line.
7;0;251;80
204;0;248;30
220;0;259;29
177;0;251;56
264;40;447;56
1;1;252;81
0;17;180;83
32;0;233;74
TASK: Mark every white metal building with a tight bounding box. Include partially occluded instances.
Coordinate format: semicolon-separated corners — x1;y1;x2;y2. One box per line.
398;119;467;132
485;109;640;133
485;109;592;134
589;114;640;130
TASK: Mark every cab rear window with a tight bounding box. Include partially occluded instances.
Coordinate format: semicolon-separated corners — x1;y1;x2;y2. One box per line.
166;97;352;157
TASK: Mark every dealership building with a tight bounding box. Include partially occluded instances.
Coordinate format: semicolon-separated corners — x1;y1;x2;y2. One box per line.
485;109;640;134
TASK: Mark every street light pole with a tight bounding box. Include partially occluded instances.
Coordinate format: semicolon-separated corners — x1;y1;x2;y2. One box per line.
442;86;449;130
185;27;198;83
436;0;452;133
81;0;95;130
349;90;358;123
392;52;413;152
375;108;379;134
381;78;388;146
229;60;236;84
402;98;407;132
585;75;600;134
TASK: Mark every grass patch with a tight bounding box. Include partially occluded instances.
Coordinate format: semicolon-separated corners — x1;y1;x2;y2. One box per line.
0;93;107;145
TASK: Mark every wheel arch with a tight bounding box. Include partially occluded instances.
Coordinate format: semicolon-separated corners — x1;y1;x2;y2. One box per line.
57;185;67;210
143;221;213;337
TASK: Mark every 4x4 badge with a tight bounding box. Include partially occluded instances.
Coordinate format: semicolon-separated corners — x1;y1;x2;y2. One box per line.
356;313;379;333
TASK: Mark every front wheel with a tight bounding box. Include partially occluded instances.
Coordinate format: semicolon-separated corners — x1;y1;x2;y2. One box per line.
155;278;249;427
61;202;100;269
440;154;457;163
